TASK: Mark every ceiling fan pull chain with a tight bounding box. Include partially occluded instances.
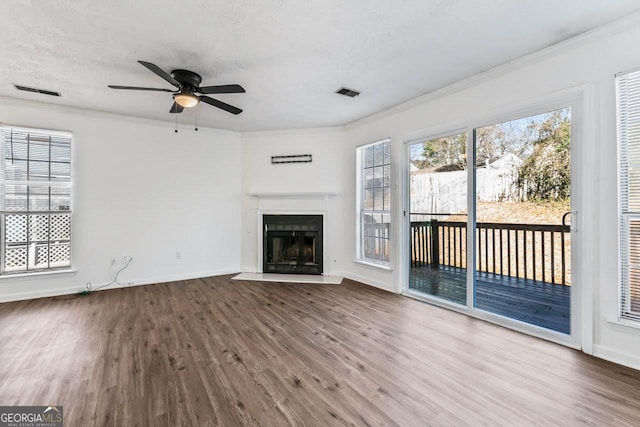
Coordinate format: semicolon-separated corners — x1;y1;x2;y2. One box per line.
195;103;199;131
174;110;178;133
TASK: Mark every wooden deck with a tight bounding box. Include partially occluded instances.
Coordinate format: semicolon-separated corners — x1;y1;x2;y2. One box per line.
410;266;571;334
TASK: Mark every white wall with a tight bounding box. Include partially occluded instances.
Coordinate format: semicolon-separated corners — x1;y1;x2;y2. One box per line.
0;99;242;301
342;14;640;369
240;128;348;275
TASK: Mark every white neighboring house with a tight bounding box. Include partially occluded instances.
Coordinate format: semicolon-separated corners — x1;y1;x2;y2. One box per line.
477;152;523;203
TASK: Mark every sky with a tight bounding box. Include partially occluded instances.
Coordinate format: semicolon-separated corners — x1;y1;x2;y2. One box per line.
409;107;571;162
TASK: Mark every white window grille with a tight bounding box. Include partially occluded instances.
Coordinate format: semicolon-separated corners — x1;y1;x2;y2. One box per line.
357;138;391;264
0;126;72;274
617;69;640;323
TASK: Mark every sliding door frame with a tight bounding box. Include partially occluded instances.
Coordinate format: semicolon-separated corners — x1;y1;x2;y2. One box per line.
402;88;591;350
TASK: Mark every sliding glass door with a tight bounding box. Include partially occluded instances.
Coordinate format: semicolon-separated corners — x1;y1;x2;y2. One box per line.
407;107;574;336
408;132;468;305
473;108;572;334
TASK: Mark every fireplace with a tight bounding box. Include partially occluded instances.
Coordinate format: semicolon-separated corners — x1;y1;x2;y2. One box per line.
263;214;323;275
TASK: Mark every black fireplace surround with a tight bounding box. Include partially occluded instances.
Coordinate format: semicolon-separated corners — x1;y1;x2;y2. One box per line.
263;214;323;275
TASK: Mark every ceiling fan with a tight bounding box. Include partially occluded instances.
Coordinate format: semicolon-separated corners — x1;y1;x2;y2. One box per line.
108;60;245;115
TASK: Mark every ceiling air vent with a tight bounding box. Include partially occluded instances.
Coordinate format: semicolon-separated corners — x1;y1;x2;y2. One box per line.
14;84;61;97
335;87;360;98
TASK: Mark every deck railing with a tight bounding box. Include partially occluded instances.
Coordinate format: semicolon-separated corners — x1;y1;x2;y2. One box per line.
410;214;571;286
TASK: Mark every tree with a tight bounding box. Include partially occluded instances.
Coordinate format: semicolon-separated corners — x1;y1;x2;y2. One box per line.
516;110;571;201
475;124;509;166
417;133;467;171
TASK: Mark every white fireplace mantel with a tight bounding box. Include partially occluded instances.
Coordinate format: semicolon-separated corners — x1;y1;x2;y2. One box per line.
249;191;336;275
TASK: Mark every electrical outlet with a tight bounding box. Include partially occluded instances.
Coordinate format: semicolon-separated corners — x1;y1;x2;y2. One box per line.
111;256;117;265
176;251;182;260
122;255;128;263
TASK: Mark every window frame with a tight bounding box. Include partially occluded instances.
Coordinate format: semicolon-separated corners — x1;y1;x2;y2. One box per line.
0;125;73;276
355;138;391;267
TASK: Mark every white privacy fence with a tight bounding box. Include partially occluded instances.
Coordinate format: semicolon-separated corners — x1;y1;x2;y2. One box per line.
410;155;522;216
411;170;468;216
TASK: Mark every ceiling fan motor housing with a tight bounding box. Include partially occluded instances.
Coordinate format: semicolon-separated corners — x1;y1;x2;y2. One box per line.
170;69;202;89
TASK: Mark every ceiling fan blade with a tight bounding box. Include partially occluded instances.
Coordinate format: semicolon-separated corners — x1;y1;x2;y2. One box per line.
197;84;246;94
138;60;180;87
199;96;242;115
169;102;184;114
108;85;174;92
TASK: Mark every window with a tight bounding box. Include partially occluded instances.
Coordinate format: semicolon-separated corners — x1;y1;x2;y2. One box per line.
0;126;72;274
617;69;640;322
357;138;391;264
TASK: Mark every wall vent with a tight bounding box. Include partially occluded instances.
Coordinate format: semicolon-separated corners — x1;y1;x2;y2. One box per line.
335;87;360;98
14;84;61;97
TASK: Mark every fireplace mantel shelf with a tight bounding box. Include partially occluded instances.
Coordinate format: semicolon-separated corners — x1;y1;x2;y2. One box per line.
248;191;337;198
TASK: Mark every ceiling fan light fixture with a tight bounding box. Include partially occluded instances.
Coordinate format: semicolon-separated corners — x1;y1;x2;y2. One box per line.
174;92;200;108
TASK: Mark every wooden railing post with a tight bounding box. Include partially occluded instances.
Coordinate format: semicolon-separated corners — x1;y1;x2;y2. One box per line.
430;219;439;268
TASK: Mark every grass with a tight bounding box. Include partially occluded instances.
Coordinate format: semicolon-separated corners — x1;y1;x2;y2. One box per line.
474;200;571;225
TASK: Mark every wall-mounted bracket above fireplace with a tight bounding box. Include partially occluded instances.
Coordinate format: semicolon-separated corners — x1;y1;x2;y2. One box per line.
271;154;312;164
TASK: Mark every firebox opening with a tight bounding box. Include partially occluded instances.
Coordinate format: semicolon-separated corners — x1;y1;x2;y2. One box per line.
263;214;323;275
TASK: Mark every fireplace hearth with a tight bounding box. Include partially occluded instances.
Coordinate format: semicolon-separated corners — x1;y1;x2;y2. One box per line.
263;214;323;275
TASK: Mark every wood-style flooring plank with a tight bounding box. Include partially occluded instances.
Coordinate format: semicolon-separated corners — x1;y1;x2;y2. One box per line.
1;274;640;426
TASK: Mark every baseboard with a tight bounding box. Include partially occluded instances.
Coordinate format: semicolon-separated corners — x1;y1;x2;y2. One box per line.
0;268;240;303
334;270;399;294
593;344;640;371
0;285;82;303
119;268;240;289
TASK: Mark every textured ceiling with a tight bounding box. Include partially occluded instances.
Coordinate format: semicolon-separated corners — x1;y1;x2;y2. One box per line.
2;0;640;132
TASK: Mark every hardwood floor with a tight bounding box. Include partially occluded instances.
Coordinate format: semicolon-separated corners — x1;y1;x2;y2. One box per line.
1;275;639;426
